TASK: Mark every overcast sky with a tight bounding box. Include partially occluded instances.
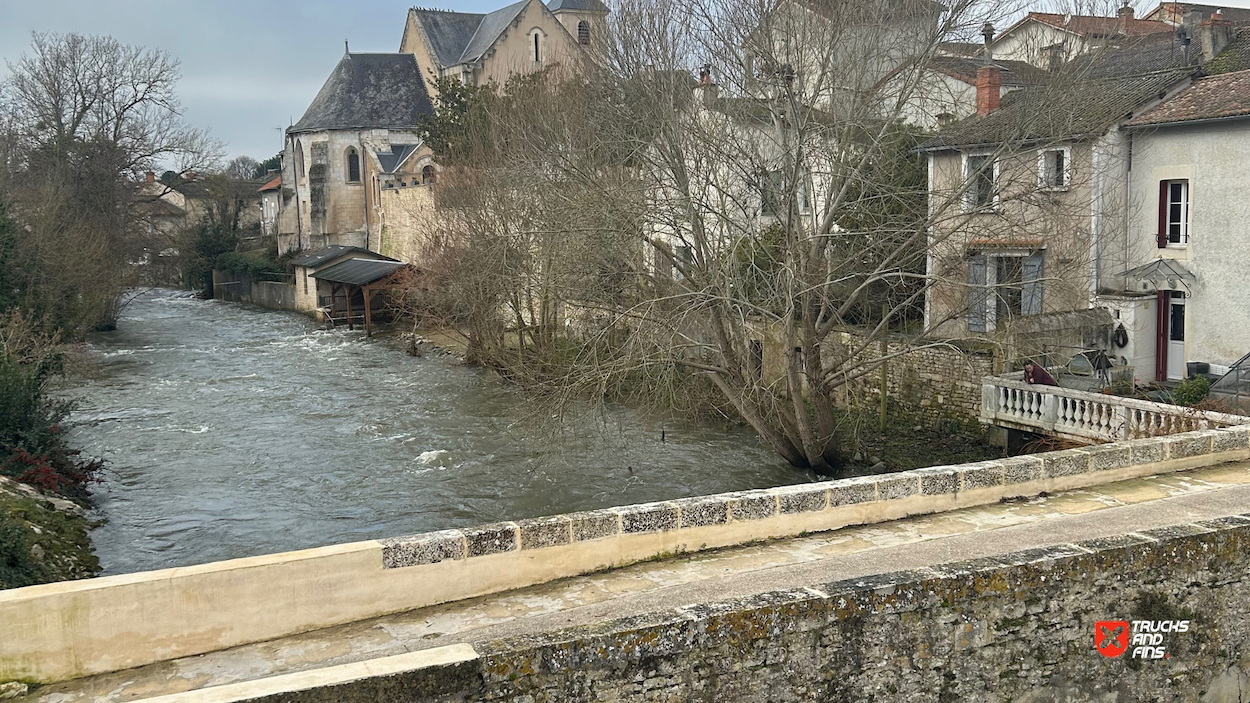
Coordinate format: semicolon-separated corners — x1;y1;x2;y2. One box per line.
4;0;1250;164
0;1;504;163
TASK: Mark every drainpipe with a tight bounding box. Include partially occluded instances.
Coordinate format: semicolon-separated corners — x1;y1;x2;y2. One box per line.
361;132;371;252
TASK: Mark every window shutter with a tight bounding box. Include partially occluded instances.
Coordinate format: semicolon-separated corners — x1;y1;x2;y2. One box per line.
1157;181;1169;248
967;255;987;332
1022;253;1043;315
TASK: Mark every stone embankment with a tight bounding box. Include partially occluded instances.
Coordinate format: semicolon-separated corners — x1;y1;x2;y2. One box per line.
0;476;97;591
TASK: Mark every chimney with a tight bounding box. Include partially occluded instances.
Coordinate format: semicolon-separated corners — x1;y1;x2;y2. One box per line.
145;171;155;184
695;63;719;104
185;169;195;181
976;65;1002;115
267;169;277;177
1117;2;1135;35
976;23;1000;116
1198;11;1232;62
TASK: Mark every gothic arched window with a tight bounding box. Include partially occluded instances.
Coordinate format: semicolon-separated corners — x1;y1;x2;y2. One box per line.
421;165;436;185
294;140;305;178
346;148;361;183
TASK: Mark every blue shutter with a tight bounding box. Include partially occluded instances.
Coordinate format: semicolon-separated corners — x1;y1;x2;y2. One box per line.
1022;252;1043;316
968;255;987;332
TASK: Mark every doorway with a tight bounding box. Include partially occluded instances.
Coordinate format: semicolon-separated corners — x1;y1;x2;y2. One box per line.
1166;292;1186;380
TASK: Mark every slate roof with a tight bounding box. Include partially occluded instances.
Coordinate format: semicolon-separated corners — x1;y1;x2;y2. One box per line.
1206;26;1250;74
1075;31;1201;77
290;53;433;134
547;0;609;11
1126;68;1250;126
289;246;398;269
375;144;420;173
921;69;1193;150
311;258;408;286
930;56;1052;86
410;1;530;69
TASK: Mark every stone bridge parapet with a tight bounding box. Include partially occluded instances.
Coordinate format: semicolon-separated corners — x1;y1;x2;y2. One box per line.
5;426;1250;685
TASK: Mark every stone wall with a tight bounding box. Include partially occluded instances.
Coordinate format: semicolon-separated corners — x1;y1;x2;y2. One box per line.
6;427;1249;684
140;513;1250;703
468;514;1250;703
212;271;297;312
837;332;996;426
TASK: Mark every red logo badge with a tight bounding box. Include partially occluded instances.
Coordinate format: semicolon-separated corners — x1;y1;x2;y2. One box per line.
1095;620;1129;658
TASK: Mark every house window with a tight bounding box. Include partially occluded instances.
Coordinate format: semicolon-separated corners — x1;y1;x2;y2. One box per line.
533;32;542;62
421;164;436;185
963;153;997;211
760;170;784;216
1038;148;1069;189
1159;179;1189;247
967;251;1043;332
578;21;590;45
346;148;360;183
759;170;812;215
675;245;692;280
654;244;674;279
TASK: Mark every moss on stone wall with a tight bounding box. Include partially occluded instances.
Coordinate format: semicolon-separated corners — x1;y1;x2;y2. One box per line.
0;491;98;589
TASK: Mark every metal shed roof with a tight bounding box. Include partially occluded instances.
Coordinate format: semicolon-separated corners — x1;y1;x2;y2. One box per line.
311;258;407;286
289;246;398;269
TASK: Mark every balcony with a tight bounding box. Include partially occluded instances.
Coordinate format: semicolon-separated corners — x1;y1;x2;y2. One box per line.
981;373;1248;442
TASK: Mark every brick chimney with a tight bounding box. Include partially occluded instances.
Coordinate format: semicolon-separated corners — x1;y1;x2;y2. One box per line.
1117;2;1135;35
145;171;155;184
1198;11;1232;62
695;63;719;104
976;66;1002;115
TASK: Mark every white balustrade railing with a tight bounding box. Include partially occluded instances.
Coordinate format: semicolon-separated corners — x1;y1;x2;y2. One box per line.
980;375;1249;442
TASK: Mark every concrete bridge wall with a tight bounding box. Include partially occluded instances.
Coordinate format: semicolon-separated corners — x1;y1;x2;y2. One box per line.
142;514;1250;702
4;427;1250;685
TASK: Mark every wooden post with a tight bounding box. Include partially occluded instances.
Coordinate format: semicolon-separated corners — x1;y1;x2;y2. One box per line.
346;285;354;330
364;286;373;337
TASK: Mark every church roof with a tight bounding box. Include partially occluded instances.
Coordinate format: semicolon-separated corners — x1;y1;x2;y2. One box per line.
410;1;531;69
547;0;609;12
290;53;432;134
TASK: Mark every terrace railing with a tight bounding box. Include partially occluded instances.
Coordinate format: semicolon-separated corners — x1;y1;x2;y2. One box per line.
981;374;1249;442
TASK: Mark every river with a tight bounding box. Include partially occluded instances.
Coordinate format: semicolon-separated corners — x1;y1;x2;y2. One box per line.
67;290;809;574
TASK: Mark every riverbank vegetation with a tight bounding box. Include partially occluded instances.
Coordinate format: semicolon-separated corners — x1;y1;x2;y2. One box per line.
0;31;217;587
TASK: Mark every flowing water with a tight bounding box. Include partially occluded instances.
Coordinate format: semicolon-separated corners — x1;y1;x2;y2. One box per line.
68;290;808;574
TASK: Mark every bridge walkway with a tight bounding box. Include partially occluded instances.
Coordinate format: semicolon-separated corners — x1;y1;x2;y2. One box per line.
21;460;1250;702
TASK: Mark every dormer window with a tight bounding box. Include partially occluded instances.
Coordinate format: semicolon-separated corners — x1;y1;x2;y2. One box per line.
578;21;590;45
346;147;360;183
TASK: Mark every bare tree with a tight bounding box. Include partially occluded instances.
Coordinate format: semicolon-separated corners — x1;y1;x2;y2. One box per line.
0;32;220;333
406;0;1130;472
223;155;260;181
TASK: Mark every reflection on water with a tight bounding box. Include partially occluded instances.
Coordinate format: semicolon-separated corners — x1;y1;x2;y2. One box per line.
69;290;808;574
